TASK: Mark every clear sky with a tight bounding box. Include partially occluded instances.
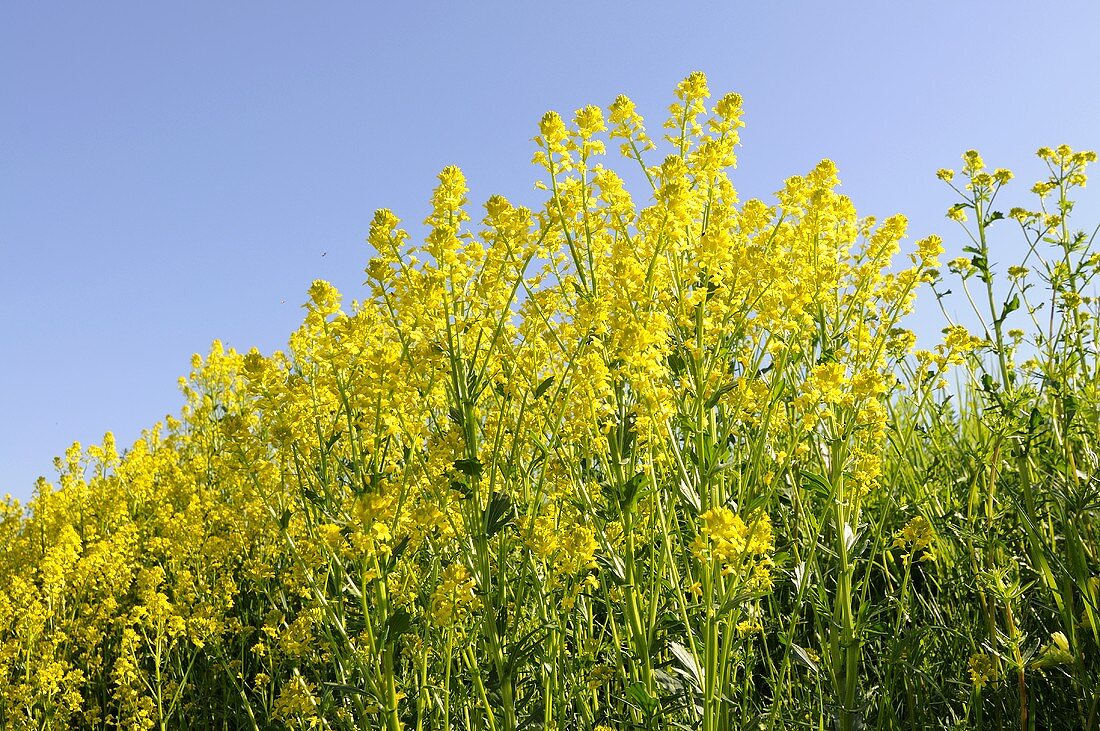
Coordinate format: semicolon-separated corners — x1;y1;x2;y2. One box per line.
3;2;1099;504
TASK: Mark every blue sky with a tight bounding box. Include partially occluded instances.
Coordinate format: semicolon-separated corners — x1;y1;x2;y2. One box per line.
3;2;1099;503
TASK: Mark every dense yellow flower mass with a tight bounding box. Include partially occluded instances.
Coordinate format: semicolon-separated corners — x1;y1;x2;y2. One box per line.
2;73;1097;731
969;652;1001;690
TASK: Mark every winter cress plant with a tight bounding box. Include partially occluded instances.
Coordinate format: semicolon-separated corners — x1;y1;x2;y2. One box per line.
1;73;1097;730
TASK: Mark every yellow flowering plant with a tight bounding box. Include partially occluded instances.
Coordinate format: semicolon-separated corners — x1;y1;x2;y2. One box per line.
1;73;1097;731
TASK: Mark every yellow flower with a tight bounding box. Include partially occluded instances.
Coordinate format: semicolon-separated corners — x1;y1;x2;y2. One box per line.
676;70;710;102
694;507;774;590
736;619;764;636
915;234;943;268
1031;631;1074;668
807;362;848;405
962;149;985;174
1032;180;1057;197
537;111;569;152
969;652;1000;689
574;105;606;138
714;91;744;122
993;168;1013;185
1009;207;1037;224
893;515;935;561
306;279;341;318
939;325;986;365
946;205;968;223
587;666;616;691
430;563;478;627
949;256;972;274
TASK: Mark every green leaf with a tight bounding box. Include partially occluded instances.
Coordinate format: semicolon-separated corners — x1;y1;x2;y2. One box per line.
620;471;647;508
454;458;483;479
800;470;832;498
792;644;820;674
668;350;686;376
596;550;626;585
484;492;514;538
503;623;552;677
1064;393;1077;424
322;682;372;697
534;376;555;400
448;406;464;427
384;609;413;645
384;536;410;572
669;642;703;688
675;479;701;514
1028;407;1042;432
705;382;737;410
626;682;658;713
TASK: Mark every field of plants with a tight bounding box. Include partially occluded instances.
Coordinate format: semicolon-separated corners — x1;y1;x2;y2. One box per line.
1;73;1097;730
